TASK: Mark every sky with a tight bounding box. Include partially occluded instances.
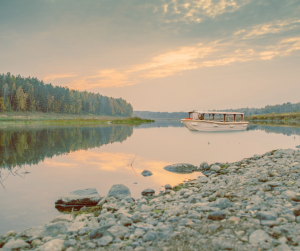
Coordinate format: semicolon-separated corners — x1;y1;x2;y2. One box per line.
0;0;300;112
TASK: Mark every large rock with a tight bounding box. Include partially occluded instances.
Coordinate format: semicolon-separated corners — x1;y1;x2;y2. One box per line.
97;235;113;247
67;221;87;234
210;198;231;209
141;170;153;177
89;225;113;239
141;188;155;197
51;214;74;223
164;163;197;174
107;225;129;240
210;165;221;173
107;184;131;199
2;239;30;250
17;222;70;238
36;239;65;251
55;188;101;206
249;230;270;245
255;211;278;221
208;211;226;221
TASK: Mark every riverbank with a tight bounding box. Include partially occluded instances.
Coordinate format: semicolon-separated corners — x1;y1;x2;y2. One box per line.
1;148;300;250
0;111;154;125
246;112;300;125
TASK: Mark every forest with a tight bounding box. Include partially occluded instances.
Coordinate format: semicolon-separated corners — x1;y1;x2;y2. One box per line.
0;73;133;117
224;102;300;115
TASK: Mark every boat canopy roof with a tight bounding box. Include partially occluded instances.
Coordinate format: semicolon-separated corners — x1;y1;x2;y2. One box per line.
188;111;244;115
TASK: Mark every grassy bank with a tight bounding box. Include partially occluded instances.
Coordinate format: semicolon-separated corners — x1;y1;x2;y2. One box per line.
0;111;154;125
245;112;300;125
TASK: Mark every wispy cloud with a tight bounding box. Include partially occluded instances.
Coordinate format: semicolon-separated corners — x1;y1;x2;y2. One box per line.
65;33;300;90
162;0;250;23
236;19;300;38
44;74;77;81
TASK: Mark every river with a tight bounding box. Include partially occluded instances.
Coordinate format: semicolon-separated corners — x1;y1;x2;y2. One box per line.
0;119;300;234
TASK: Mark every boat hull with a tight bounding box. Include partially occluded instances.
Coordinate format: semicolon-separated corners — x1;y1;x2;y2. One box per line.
181;119;248;131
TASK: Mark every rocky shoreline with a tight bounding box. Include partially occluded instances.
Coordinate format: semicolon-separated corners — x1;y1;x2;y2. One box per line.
2;148;300;251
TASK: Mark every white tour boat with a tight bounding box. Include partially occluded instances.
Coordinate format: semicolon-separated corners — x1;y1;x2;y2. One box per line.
181;111;249;131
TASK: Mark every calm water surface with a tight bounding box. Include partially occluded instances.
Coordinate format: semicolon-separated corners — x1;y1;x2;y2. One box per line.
1;120;300;234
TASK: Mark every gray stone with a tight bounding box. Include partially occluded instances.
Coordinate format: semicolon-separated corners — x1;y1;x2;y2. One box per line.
78;227;90;236
141;189;155;197
199;162;209;170
258;176;268;182
65;247;75;251
267;181;283;187
255;211;278;221
67;221;86;234
120;217;133;226
31;239;43;248
52;214;74;223
140;204;152;212
2;230;16;239
97;235;113;247
18;222;70;238
134;228;145;238
165;184;172;190
131;213;143;223
89;225;113;239
260;220;280;227
64;239;77;247
143;231;157;242
249;230;270;245
198;176;209;183
86;242;96;249
107;225;129;240
210;198;231;209
141;170;153;177
276;244;292;251
164;163;197;174
36;239;65;251
208;211;226;221
2;239;30;250
107;184;131;200
210;165;221;172
55;188;101;206
105;218;117;226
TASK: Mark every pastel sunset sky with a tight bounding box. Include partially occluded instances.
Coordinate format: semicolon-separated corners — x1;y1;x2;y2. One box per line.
1;0;300;111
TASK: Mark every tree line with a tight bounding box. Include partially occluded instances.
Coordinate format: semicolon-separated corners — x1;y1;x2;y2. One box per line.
135;101;300;119
0;72;133;116
223;102;300;115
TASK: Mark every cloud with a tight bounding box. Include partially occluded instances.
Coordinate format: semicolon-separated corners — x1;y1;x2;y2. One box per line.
44;74;77;81
64;33;300;90
236;19;300;38
70;70;137;90
162;0;250;23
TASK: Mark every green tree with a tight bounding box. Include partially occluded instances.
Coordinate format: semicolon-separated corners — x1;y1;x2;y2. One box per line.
26;82;35;111
15;86;27;111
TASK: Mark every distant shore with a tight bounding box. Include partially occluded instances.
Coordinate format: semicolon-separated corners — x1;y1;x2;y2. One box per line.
245;112;300;126
0;111;154;125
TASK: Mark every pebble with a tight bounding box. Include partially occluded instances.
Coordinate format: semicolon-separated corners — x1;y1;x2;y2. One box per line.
208;211;226;221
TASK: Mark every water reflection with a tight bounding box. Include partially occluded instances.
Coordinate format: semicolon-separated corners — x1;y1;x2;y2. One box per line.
247;124;300;136
0;125;133;185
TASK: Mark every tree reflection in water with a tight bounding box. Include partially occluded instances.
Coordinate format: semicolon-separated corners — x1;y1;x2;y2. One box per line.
0;125;133;189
